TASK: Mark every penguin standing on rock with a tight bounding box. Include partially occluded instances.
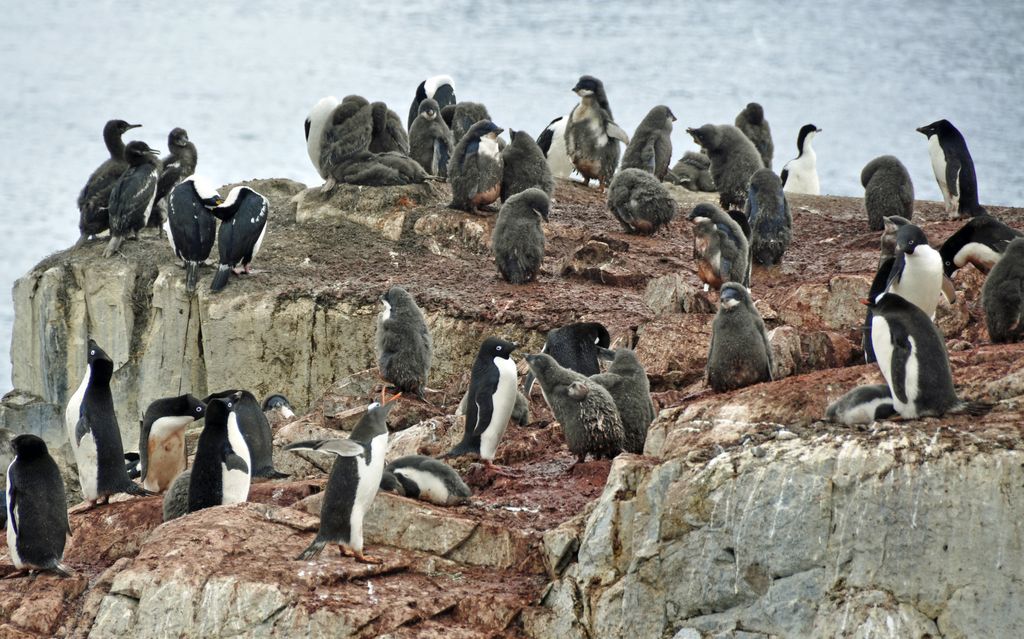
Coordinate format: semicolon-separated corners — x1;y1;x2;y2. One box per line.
620;105;676;180
744;168;791;266
667;151;716;192
686;123;763;209
305;96;340;180
446;337;519;466
522;322;611;395
210;186;268;292
409;99;454;178
380;455;471;506
589;348;655;454
940;215;1022;278
877;223;946;319
861;155;914;231
706;283;773;392
492;188;549;284
916;119;984;217
376;286;433;398
537;116;574;179
688;203;750;289
408;75;456;130
369;102;410;154
500;130;554;201
607;168;677;235
138;394;206;493
6;434;72;578
103;141;161;258
187;393;251;514
735;103;774;169
565;76;630;188
825;384;896;425
166;176;222;295
449;120;504;213
77;119;142;243
150;127;198;230
781;124;821;195
204;390;287;479
982;238;1024;343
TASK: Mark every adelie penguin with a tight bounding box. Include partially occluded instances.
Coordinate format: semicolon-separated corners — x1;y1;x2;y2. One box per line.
448;101;492;145
781;124;821;195
166;176;222;295
565;75;630;188
501;129;554;201
589;348;655;455
150;127;199;230
409;98;454;178
263;394;296;420
917;119;984;217
103;140;161;258
449;120;504;214
621;105;676;180
825;384;896;425
6;434;73;578
686;123;763;209
706;283;773;392
522;322;611;396
607;168;678;235
137;394;206;493
688;203;750;290
187;392;252;514
77;119;141;244
376;286;433;399
65;340;151;511
734;102;774;170
285;400;396;563
210;186;269;292
446;337;519;467
861;155;914;231
982;238;1024;343
537;116;574;179
407;75;456;130
492;188;550;284
369;101;410;154
379;455;471;506
204;390;288;479
940;214;1022;278
744;168;791;266
667;151;715;192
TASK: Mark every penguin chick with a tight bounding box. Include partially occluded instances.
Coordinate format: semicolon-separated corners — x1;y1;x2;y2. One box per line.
565;75;630;187
916;119;984;217
379;471;405;496
621;105;676;180
150;127;198;229
382;455;471;506
781;124;821;195
447;337;519;464
77;119;142;242
103;141;161;258
138;394;206;493
449;120;504;213
501;130;554;201
744;168;791;266
861;155;914;231
879;215;912;264
376;286;433;398
940;214;1022;277
369;101;410;154
492;188;549;284
537;116;574;179
409;98;454;178
408;75;456;130
210;186;269;292
688;202;750;289
318;95;374;191
524;353;623;464
686;123;763;209
6;434;72;578
982;237;1024;343
162;469;191;521
706;283;773;392
825;384;896;425
449;101;492;144
734;102;774;170
305;96;339;179
333;150;433;187
667;151;716;192
589;348;655;454
166;176;222;295
204;389;287;479
607;168;678;235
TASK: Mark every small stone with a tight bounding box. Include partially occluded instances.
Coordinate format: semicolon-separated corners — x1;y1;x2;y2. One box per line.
775;429;797;440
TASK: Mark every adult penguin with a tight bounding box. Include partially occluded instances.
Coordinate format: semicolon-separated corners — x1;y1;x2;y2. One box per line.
407;75;456;130
6;434;72;578
916;119;984;217
940;214;1022;278
203;390;287;479
210;185;269;292
187;392;251;514
446;337;519;466
77;119;142;244
522;322;611;395
166;176;222;295
137;394;206;493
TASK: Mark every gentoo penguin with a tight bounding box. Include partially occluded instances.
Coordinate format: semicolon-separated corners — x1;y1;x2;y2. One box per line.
780;124;821;195
706;283;773;392
982;238;1024;343
137;394;206;493
407;75;456;130
285;401;396;563
103;140;161;258
210;185;268;292
500;130;554;201
448;102;492;145
166;176;222;295
446;337;519;465
149;127;198;229
380;455;471;506
667;151;716;192
524;353;624;464
64;339;150;510
861;155;914;231
565;76;630;188
734;102;774;170
686;123;763;209
203;390;287;479
77;119;142;243
879;215;912;264
916;119;984;217
6;434;72;578
376;286;433;398
522;322;611;395
305;95;340;179
744;168;792;266
940;214;1022;277
589;348;655;454
262;394;295;420
369;101;410;154
409;98;454;178
620;105;676;180
825;384;896;425
607;168;678;235
537;116;574;179
688;202;750;289
877;223;945;319
492;188;549;284
449;120;504;213
187;392;251;514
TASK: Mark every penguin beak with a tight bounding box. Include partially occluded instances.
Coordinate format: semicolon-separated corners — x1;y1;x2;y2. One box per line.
127;123;142;130
815;127;823;133
915;126;928;134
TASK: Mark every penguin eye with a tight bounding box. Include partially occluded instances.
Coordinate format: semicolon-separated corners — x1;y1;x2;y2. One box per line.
196;406;202;413
90;350;95;356
496;345;502;351
227;402;233;408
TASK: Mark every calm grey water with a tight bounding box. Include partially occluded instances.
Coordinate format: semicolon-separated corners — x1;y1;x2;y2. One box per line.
1;1;1022;392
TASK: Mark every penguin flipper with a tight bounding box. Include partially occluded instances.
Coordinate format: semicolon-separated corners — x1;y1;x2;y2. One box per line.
284;439;366;458
889;324;912;405
883;253;907;294
945;157;962;199
8;484;17;535
471;393;494;437
75;415;92;447
606;122;630;145
780;167;789;187
223;452;250;475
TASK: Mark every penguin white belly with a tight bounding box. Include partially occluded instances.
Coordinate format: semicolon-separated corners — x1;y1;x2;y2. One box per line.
900;336;921;418
307;96;339;179
955;242;1002;271
64;371;88;448
871;315;897;405
393;467;450;505
782;151;819;195
479;136;500;159
164;218;178;259
839;398;892;425
928;136;951;209
76;433;100;500
6;460;21;568
479;357;518;460
546;118;574;179
350;433;388;551
222;414;252;504
890;247;943;319
251;220;267;261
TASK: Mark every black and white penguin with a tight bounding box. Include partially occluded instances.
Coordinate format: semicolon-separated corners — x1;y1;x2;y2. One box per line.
446;337;519;465
501;129;554;201
64;339;150;510
589;348;655;455
688;202;750;289
565;76;630;188
305;95;340;180
285;401;396;563
861;155;914;231
137;394;206;493
522;322;611;395
407;75;456;130
825;384;896;425
940;214;1022;278
150;127;199;229
203;390;287;479
492;188;549;284
916;119;984;217
262;394;295;420
449;120;504;213
380;455;471;506
210;186;268;292
982;238;1024;343
409;98;454;178
621;105;676;180
376;286;433;398
77;119;142;243
877;223;945;319
369;101;410;154
667;151;716;192
187;392;252;514
744;168;791;266
166;176;222;295
103;140;161;258
537;116;574;179
6;434;72;577
455;389;530;425
734;102;774;170
706;283;773;392
448;101;492;145
781;124;821;195
607;168;678;235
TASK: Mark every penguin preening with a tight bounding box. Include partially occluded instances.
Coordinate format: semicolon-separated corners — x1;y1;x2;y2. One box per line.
150;127;198;230
565;75;630;188
77;119;142;243
376;286;433;398
166;176;222;295
940;214;1022;278
500;129;554;202
138;394;206;493
620;105;676;180
187;392;252;514
492;188;550;284
210;186;269;292
446;337;519;466
537;116;574;179
449;120;504;213
861;155;914;231
6;434;72;578
607;168;678;235
409;98;454;178
688;202;750;290
522;321;611;396
589;348;655;455
667;151;715;192
705;283;773;392
982;238;1024;343
686;123;763;209
825;384;896;425
408;75;456;130
781;124;821;195
916;119;984;217
735;102;774;170
103;140;161;258
744;168;791;266
369;101;410;154
448;101;492;146
380;455;471;506
305;96;340;179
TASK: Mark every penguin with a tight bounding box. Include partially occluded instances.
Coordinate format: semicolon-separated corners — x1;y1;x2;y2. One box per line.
6;434;72;578
369;101;410;154
620;105;676;180
449;120;504;213
187;392;251;514
606;168;677;235
500;129;554;201
262;394;295;420
446;337;519;465
407;75;456;130
706;283;773;392
124;452;141;479
666;151;716;192
734;102;774;170
523;354;624;464
332;150;433;187
879;215;912;264
862;255;896;364
149;127;198;229
166;176;222;295
940;214;1022;278
376;286;433;398
285;401;396;563
203;390;287;479
380;455;471;506
492;188;549;284
861;155;914;231
379;471;405;496
449;101;492;145
780;124;821;195
589;348;655;455
688;202;750;289
825;384;896;425
210;185;269;292
686;123;763;209
564;76;630;188
161;469;191;522
456;389;530;425
522;321;611;395
877;223;945;319
137;394;206;493
103;140;161;258
982;237;1024;343
77;119;142;243
536;116;575;179
916;119;984;217
305;96;340;179
409;98;454;178
744;168;792;266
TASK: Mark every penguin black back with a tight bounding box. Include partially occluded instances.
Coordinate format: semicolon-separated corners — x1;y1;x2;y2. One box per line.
203;389;284;479
7;434;71;575
167;177;222;294
210;186;269;292
448;337;519;460
500;130;554;201
940;214;1022;277
543;322;611;377
492;188;549;284
188;394;251;513
79;340;140;498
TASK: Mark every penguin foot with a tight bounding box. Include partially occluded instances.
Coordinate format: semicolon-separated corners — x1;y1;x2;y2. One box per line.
68;499;100;514
320;177;337;195
338;545;355;557
353;551;383;565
